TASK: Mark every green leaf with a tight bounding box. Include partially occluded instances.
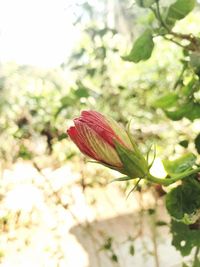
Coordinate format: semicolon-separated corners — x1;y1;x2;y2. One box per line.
181;78;197;97
190;52;200;69
193;258;200;267
156;220;168;226
135;0;156;8
163;153;196;175
166;179;200;223
74;87;89;98
165;0;196;26
195;133;200;154
122;29;154;63
148;208;155;215
165;102;200;121
179;140;189;148
171;220;200;256
153;93;178;108
61;95;76;106
129;244;135;256
111;254;118;262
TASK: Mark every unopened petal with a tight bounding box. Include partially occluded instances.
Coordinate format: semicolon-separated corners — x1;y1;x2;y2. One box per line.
78;110;131;149
105;116;133;150
67;126;100;160
74;121;122;168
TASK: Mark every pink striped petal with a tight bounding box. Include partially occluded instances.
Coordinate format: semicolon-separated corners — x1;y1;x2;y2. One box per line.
67;126;100;160
74;120;122;168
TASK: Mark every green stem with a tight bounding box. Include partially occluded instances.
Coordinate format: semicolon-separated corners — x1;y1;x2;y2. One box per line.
146;167;200;186
155;0;170;32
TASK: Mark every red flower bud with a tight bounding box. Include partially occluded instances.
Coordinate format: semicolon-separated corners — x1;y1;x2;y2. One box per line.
67;110;148;178
67;111;133;168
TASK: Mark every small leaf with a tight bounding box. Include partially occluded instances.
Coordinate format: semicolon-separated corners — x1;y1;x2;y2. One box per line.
194;133;200;154
148;208;155;215
153;93;178;109
111;254;118;262
74;87;89;98
179;140;189;148
193;258;200;267
166;179;200;223
61;96;75;106
171;220;200;256
190;52;200;69
165;102;200;121
165;0;196;26
156;220;168;226
163;153;196;175
129;244;135;256
122;29;154;63
103;237;113;250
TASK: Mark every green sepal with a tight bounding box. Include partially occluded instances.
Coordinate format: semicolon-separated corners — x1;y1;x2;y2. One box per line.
109;176;134;183
126;125;148;167
114;141;148;178
88;160;124;173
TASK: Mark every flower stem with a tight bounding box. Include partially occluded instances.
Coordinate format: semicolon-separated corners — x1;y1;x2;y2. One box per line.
146;167;200;186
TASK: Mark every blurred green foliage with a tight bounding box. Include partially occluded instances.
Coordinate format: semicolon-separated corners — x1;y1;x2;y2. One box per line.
1;1;199;166
0;0;200;264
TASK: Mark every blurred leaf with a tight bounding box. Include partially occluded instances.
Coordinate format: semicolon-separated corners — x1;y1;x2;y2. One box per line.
179;140;189;148
153;93;178;108
111;254;118;262
181;78;197;96
18;145;33;160
66;152;76;160
122;30;154;63
58;133;67;141
171;220;200;256
103;237;113;250
148;208;156;215
165;0;196;26
165;102;200;121
86;68;96;77
129;244;135;256
166;180;200;223
75;81;90;98
190;52;200;69
190;52;200;76
54;96;76;118
156;220;168;226
163;153;196;175
74;87;90;98
194;133;200;154
135;0;156;8
193;258;200;267
61;96;76;106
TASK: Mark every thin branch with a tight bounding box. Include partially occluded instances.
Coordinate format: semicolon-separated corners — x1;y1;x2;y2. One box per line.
173;62;187;90
194;246;200;264
155;0;170;32
163;36;188;50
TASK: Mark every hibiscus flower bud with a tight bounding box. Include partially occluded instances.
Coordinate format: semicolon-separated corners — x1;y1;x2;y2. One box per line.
67;110;148;178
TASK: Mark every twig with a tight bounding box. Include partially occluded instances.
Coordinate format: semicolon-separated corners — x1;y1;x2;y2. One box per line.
194;246;200;264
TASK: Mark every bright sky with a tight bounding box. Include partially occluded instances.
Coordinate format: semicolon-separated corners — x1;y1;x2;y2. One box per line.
0;0;80;67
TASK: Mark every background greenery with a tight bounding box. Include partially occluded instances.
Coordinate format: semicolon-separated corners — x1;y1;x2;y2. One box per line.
0;0;200;266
